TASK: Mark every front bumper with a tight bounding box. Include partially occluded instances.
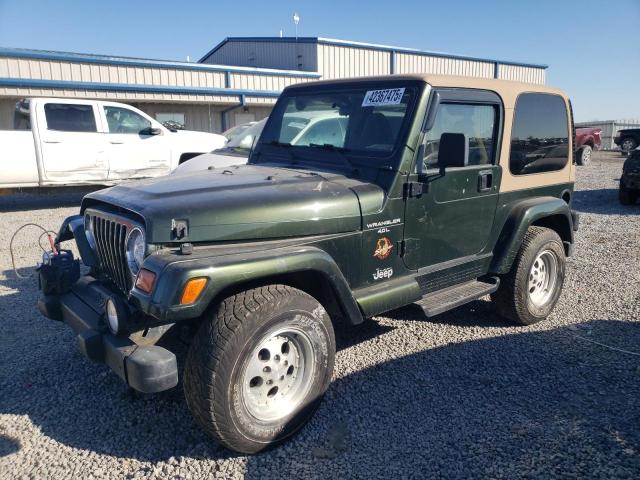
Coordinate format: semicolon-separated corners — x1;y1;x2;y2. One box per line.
39;276;178;393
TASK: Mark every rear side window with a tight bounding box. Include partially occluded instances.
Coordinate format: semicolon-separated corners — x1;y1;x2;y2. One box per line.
509;93;569;175
44;103;97;132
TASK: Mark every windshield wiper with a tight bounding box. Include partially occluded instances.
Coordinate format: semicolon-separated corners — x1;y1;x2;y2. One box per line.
265;140;293;148
308;143;357;172
263;140;300;164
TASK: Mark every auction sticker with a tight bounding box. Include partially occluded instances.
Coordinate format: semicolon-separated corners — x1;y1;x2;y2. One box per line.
362;88;405;107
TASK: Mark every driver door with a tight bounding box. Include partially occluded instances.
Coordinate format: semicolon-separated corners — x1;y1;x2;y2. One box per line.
402;89;502;272
101;105;170;180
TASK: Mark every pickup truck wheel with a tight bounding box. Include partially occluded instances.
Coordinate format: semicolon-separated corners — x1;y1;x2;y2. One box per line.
183;285;335;454
619;185;637;205
491;226;565;325
577;145;592;166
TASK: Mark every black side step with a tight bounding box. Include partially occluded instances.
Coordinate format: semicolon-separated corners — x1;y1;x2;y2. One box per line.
415;277;500;317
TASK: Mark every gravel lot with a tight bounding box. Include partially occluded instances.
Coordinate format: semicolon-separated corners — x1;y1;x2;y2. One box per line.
1;152;639;479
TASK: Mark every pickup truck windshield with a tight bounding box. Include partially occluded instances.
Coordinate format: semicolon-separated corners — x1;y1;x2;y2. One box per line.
259;85;416;162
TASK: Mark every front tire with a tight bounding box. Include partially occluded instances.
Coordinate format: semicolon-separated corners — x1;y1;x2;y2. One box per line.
183;285;335;454
576;145;592;166
491;226;566;325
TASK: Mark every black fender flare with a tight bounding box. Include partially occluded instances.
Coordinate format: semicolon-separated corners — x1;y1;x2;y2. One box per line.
133;244;365;325
490;196;574;274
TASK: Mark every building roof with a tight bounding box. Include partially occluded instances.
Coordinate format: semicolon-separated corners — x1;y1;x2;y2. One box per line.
198;36;548;70
0;46;320;78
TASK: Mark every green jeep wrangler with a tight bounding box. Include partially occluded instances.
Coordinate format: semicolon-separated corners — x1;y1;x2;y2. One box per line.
620;150;640;205
39;74;579;454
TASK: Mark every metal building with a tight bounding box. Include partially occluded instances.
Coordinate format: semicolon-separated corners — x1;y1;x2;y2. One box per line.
0;37;548;133
576;119;640;150
201;37;547;84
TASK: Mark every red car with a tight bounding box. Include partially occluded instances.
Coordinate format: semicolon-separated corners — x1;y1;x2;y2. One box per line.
575;127;602;166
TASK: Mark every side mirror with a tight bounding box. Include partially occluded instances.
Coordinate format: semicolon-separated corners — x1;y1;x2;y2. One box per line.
141;127;163;136
438;133;468;170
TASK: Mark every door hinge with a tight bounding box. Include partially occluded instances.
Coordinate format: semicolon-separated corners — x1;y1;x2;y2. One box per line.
404;182;425;198
399;238;419;257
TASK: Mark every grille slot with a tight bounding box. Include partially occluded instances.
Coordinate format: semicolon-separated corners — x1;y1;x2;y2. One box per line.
88;212;134;293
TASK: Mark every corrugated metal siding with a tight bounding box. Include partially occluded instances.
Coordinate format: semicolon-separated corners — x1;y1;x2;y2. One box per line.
129;103;223;132
202;41;318;72
0;57;228;89
0;86;240;105
498;64;545;85
576;120;640;150
0;98;16;129
395;53;494;78
317;44;390;79
229;72;312;91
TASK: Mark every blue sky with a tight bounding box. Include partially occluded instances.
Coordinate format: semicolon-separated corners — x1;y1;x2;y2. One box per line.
1;0;638;122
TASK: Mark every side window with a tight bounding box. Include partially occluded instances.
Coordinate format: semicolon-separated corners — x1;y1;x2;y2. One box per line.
509;93;569;175
44;103;97;132
423;103;497;169
104;106;152;134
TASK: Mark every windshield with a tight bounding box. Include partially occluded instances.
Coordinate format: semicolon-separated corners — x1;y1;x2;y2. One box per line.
214;118;267;155
259;85;417;161
223;123;253;141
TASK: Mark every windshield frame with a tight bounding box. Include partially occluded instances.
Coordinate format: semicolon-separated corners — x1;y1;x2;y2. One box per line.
252;80;425;170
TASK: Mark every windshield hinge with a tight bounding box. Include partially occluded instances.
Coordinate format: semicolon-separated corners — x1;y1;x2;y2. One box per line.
404;182;424;198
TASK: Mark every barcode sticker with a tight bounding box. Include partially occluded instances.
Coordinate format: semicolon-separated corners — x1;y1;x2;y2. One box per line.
362;88;405;107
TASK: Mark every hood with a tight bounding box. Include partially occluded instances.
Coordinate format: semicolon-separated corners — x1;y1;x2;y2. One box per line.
169;129;226;150
171;150;249;174
83;164;384;243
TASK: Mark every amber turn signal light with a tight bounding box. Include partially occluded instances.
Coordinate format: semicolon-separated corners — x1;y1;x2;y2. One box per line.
135;269;156;293
180;277;208;305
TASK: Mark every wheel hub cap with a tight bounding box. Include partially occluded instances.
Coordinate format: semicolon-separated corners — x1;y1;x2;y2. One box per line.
240;327;315;422
528;250;558;308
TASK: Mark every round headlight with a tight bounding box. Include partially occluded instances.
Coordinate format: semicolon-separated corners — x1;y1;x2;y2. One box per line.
84;214;96;249
126;227;146;274
106;298;120;334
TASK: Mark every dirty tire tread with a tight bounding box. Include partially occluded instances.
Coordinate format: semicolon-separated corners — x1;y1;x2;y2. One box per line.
183;284;333;454
491;226;565;325
619;186;635;205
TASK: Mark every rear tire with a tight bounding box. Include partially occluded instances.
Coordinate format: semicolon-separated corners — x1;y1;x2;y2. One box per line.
183;285;335;454
621;137;637;153
576;145;592;166
619;185;637;205
491;226;566;325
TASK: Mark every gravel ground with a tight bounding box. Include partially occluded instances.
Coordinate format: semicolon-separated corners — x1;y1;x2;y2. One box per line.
1;152;639;479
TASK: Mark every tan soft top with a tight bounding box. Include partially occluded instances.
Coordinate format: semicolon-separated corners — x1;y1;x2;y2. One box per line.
288;73;568;108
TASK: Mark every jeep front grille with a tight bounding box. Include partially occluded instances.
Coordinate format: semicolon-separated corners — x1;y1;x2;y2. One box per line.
86;210;139;293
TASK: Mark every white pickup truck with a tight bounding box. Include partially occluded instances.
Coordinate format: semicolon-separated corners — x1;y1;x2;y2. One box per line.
1;98;226;188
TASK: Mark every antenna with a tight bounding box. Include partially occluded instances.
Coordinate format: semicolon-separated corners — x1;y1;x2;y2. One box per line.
293;12;300;39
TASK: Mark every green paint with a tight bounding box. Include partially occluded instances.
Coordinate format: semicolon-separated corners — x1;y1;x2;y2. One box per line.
70;78;577;326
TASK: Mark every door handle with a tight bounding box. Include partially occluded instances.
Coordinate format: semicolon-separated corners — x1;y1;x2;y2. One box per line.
43;139;61;144
478;171;493;192
109;141;124;144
